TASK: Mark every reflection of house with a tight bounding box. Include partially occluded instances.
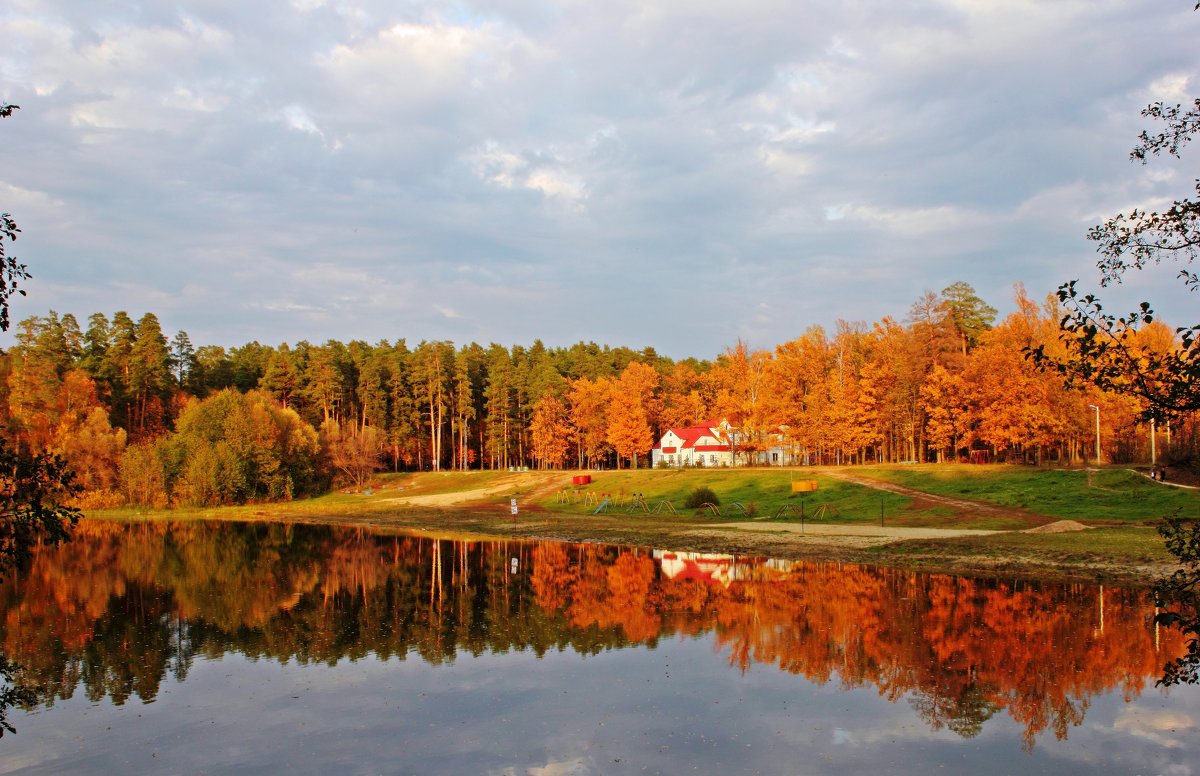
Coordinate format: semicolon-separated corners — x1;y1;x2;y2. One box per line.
652;550;803;585
653;550;738;587
650;419;799;467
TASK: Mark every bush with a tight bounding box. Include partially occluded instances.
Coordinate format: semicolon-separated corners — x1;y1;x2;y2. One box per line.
67;489;125;510
684;486;720;509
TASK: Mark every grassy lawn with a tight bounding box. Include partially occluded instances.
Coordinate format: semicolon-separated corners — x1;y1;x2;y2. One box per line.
857;464;1200;523
535;467;916;523
87;468;1188;582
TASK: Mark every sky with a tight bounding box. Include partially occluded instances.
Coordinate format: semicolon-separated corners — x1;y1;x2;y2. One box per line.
1;0;1198;359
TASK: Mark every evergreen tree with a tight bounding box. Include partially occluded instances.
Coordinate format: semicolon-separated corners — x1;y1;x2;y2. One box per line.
170;330;195;389
941;281;997;357
128;313;172;437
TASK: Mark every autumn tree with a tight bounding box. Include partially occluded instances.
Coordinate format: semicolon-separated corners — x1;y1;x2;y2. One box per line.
767;328;834;463
530;393;571;469
708;341;770;463
606;390;653;468
568;377;612;468
321;419;384;489
0;103;80;578
162;389;321;505
920;364;968;463
54;407;127;496
659;362;709;429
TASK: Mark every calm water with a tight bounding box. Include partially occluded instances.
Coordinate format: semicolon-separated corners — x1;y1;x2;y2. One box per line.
0;519;1196;775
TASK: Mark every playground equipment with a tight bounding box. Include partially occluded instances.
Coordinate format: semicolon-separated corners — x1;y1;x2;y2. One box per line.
772;503;805;519
810;503;840;519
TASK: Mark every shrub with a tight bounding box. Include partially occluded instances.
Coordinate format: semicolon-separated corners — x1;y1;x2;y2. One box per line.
67;489;125;510
684;486;720;509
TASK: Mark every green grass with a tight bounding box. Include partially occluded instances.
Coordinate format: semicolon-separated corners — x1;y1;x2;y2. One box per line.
857;464;1200;523
88;468;1185;582
536;468;916;524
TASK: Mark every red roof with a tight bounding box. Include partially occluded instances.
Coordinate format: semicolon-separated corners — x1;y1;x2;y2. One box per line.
659;426;731;452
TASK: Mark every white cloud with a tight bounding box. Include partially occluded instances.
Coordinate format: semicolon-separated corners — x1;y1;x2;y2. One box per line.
1147;73;1193;103
316;19;539;106
525;167;586;204
282;105;326;141
0;182;64;212
465;142;587;206
839;202;991;238
467;142;525;189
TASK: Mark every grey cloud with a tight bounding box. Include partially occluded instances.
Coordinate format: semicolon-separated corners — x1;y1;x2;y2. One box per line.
0;0;1197;356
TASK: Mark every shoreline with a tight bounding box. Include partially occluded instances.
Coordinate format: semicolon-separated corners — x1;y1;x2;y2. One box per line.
90;501;1180;587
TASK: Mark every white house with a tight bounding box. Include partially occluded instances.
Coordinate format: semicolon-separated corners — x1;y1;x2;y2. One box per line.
650;423;733;467
651;419;800;467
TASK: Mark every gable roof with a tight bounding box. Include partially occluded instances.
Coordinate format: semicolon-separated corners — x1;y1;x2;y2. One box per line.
656;425;730;451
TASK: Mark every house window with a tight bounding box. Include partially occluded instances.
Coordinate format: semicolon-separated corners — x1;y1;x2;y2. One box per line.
710;454;717;464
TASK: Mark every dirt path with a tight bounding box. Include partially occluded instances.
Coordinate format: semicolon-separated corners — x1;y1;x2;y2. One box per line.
380;472;565;508
709;521;1000;548
817;467;1049;527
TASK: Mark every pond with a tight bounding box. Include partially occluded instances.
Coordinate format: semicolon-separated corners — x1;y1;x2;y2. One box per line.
0;519;1196;774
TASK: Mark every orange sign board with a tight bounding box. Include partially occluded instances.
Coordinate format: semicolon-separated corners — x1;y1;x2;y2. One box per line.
791;480;818;493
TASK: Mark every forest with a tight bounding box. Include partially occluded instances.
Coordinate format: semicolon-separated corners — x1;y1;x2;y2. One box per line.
0;281;1192;509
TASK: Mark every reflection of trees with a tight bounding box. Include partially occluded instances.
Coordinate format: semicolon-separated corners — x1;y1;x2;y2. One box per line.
0;522;1186;747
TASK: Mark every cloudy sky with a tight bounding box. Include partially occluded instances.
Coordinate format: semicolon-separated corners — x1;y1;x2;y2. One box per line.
1;0;1197;358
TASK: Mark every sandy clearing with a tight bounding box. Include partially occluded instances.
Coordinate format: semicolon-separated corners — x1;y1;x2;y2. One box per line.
381;487;512;507
380;473;566;508
1023;520;1090;534
710;521;1001;548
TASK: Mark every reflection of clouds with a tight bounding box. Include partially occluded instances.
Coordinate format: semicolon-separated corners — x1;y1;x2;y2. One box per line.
1113;707;1197;749
490;756;591;776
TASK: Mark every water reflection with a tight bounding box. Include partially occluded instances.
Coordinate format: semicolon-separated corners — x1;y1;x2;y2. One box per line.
0;520;1186;752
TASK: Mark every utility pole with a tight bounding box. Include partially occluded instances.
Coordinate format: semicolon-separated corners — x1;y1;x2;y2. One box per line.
1088;404;1101;465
